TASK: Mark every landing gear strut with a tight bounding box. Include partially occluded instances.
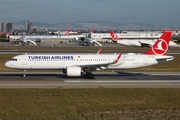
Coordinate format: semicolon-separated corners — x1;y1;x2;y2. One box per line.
85;72;94;79
23;70;26;77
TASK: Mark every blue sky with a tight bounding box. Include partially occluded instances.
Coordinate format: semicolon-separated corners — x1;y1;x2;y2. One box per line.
0;0;180;27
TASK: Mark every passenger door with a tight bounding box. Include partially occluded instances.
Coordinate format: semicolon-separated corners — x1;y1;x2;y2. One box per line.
22;56;27;65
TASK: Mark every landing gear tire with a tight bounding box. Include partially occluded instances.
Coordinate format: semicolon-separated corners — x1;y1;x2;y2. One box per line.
85;72;90;77
88;74;94;79
85;72;94;79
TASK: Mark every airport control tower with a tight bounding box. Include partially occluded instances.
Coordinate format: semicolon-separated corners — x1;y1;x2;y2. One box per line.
25;21;33;32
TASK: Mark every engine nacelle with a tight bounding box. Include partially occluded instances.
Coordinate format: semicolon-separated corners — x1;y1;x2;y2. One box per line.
74;37;79;41
66;66;81;77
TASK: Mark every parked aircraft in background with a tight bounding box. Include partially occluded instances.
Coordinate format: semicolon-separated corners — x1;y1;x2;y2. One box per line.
79;37;103;46
10;29;37;45
5;31;174;79
110;30;178;47
18;35;37;45
79;29;103;46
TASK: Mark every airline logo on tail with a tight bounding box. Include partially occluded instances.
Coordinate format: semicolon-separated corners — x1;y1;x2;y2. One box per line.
110;30;121;40
152;39;168;55
145;31;171;55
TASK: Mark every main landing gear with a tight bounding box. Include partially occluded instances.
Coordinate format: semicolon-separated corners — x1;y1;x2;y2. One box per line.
85;72;94;79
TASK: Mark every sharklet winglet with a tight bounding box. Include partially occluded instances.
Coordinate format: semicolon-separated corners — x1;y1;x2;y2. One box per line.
97;48;102;54
114;53;122;63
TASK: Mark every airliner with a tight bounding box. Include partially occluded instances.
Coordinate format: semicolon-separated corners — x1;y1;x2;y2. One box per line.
110;30;178;47
10;29;37;46
5;31;174;79
79;29;103;46
18;35;37;46
80;37;103;46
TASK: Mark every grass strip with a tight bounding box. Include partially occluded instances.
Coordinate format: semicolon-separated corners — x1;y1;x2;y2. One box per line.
0;88;179;119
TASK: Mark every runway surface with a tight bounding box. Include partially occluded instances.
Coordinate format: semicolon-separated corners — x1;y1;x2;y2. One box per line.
0;72;180;88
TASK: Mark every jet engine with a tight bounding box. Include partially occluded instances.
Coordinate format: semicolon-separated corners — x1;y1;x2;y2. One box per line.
66;66;81;77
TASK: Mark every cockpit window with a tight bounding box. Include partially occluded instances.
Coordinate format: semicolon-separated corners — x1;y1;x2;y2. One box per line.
10;58;17;61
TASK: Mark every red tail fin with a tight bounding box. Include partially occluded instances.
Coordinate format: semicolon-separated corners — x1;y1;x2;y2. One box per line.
110;30;121;41
22;29;24;36
91;29;95;33
6;32;10;37
145;31;172;55
64;29;70;36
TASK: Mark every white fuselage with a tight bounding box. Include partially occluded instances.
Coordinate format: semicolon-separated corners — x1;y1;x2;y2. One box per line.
5;53;173;70
117;39;177;47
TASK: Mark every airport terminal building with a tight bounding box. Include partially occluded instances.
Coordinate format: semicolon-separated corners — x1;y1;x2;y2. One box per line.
91;31;163;40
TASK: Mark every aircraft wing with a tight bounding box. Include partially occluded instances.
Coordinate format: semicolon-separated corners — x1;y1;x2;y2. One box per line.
79;63;112;71
139;41;151;48
77;53;122;71
155;56;174;63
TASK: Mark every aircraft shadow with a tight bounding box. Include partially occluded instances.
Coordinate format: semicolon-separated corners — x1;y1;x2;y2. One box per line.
116;72;149;76
0;72;149;79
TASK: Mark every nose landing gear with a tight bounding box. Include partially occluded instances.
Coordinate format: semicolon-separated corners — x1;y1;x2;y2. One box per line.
23;70;26;77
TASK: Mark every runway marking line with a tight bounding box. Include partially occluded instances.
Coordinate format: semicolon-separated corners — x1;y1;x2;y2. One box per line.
0;84;180;86
64;80;180;83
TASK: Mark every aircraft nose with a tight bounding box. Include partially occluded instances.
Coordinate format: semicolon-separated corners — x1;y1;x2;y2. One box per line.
5;61;12;68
